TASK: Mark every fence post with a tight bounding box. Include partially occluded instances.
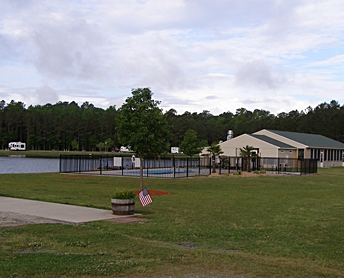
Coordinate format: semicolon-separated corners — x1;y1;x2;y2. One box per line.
186;157;189;177
219;158;221;174
173;156;176;178
228;156;230;174
120;156;123;176
146;158;149;177
59;155;62;173
78;155;81;173
99;157;102;175
278;157;280;173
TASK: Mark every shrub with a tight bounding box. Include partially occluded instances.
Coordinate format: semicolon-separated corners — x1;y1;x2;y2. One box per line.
112;190;136;200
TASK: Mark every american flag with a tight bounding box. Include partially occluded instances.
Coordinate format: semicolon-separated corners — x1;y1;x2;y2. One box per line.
139;188;153;207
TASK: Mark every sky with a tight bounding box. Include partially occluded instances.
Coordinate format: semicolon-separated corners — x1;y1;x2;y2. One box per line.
1;0;344;115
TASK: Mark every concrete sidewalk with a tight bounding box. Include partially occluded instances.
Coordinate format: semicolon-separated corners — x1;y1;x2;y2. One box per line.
0;196;122;224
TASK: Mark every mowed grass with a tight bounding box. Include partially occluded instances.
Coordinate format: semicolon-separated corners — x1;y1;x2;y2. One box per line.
1;168;344;277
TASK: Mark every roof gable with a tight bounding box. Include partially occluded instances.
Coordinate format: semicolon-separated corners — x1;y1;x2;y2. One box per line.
217;133;282;150
250;134;295;148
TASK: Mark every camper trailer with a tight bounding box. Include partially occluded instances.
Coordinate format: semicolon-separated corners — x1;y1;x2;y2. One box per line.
170;147;180;154
119;146;132;152
8;142;26;151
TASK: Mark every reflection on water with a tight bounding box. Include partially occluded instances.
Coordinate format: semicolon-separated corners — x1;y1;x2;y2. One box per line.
0;157;59;174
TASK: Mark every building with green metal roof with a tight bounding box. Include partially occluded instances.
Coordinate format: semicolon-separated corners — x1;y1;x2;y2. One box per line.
256;130;344;149
255;130;344;167
201;129;344;168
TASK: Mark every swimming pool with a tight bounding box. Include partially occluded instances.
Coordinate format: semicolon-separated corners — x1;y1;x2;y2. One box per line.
125;168;198;175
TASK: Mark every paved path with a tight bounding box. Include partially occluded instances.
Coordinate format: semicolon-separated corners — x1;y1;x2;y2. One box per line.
0;197;120;224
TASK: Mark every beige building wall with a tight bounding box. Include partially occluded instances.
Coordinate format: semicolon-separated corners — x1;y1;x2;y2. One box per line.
304;149;312;159
201;134;280;157
323;160;344;167
278;149;297;159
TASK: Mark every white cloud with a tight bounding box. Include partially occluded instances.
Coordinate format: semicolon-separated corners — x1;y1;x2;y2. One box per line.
310;54;344;67
234;59;288;90
1;0;344;115
35;85;59;104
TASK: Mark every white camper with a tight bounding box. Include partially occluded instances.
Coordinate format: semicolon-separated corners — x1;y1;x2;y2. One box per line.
119;146;132;152
171;147;180;154
8;142;26;151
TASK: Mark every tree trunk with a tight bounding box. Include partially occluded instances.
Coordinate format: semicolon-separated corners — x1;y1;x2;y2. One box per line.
212;155;216;173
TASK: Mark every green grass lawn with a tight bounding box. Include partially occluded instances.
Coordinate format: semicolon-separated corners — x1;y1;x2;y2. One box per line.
1;169;344;277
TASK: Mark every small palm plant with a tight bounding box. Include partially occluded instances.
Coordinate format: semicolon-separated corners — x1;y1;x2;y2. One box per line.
239;145;257;172
206;142;224;173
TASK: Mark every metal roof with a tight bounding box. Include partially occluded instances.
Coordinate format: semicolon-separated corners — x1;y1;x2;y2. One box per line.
266;130;344;149
249;134;296;148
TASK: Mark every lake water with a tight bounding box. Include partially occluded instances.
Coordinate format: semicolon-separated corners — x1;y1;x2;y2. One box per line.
0;157;60;174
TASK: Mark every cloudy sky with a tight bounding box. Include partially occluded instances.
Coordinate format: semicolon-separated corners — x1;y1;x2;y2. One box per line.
1;0;344;115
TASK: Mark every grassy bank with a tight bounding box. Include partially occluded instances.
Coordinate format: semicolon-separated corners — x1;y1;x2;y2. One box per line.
0;150;127;158
1;169;344;277
0;150;186;158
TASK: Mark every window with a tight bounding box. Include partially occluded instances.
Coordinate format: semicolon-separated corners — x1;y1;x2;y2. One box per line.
298;149;304;160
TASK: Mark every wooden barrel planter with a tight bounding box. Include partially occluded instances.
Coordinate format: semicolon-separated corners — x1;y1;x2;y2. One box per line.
111;199;135;215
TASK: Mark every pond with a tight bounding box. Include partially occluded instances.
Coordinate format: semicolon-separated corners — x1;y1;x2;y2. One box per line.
0;157;60;174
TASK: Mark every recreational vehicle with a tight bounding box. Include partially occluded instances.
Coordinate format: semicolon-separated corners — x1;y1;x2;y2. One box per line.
119;146;132;152
8;142;26;151
171;147;180;154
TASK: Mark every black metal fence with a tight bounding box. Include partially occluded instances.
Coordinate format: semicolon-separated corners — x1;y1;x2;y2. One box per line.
256;157;318;175
60;155;317;177
60;155;212;178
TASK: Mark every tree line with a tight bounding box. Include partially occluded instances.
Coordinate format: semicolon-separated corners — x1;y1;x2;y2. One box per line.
1;98;343;151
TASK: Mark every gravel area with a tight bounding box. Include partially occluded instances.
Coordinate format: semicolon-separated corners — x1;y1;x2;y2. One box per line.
0;211;70;227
